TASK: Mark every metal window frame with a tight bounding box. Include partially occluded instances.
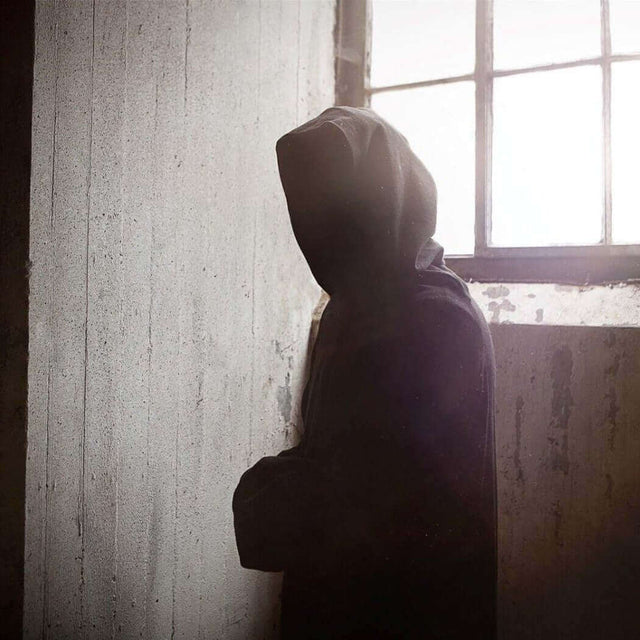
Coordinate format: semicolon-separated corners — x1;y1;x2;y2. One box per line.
335;0;640;284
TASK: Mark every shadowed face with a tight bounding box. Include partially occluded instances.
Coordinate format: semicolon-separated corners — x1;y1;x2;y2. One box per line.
277;107;437;295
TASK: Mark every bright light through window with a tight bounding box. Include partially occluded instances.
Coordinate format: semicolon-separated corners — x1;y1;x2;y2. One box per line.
493;0;601;69
369;0;640;256
492;66;603;247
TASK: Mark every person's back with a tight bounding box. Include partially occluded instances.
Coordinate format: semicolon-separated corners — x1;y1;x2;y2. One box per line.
233;107;497;639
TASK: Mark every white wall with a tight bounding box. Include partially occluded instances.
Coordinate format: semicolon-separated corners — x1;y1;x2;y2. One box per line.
24;1;334;638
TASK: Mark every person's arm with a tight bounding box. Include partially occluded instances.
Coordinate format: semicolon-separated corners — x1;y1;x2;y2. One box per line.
232;447;345;572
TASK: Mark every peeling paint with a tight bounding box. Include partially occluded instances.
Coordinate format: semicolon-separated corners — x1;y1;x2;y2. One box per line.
469;282;640;327
488;299;516;323
549;346;573;475
482;285;511;299
273;339;293;358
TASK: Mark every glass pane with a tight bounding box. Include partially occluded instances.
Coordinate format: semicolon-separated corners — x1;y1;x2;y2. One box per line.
612;61;640;244
494;0;601;70
370;0;475;87
372;82;476;255
610;0;640;54
492;67;603;247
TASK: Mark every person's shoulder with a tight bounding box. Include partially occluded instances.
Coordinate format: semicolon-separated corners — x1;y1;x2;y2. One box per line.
407;278;491;357
413;280;481;328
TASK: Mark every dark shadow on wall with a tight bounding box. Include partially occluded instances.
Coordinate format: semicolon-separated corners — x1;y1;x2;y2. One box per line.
0;1;35;637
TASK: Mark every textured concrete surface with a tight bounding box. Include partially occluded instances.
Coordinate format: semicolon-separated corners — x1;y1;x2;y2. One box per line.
493;324;640;640
466;280;640;638
25;1;333;638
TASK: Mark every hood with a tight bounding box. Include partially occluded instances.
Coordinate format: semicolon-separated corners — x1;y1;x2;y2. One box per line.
276;106;437;296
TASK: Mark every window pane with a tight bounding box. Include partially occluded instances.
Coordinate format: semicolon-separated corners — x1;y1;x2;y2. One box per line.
372;82;475;255
494;0;601;70
492;67;603;247
370;0;475;87
612;61;640;244
610;0;640;54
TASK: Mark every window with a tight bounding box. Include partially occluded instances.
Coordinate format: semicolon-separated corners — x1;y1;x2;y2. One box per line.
336;0;640;283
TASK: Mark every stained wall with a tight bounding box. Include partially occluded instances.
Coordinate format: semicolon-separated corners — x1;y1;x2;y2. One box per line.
467;284;640;639
492;323;640;640
24;1;333;638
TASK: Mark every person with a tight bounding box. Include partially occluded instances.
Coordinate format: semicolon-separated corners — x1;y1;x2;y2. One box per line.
232;106;497;639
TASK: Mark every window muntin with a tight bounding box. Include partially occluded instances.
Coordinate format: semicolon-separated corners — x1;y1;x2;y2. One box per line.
611;59;640;243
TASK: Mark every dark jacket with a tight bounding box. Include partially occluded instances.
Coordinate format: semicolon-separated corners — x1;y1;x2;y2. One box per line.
233;107;497;639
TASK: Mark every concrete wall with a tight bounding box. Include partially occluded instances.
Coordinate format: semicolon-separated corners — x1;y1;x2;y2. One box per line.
492;323;640;640
24;1;333;638
466;283;640;638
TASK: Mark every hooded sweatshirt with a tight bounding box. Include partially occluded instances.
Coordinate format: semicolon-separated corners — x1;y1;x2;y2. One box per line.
233;107;497;639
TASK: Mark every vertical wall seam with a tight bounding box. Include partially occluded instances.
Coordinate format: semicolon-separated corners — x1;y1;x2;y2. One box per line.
183;0;190;116
80;0;97;635
143;6;161;638
111;3;130;637
247;0;262;470
171;391;179;640
601;0;613;244
171;8;189;633
41;0;61;635
295;0;301;123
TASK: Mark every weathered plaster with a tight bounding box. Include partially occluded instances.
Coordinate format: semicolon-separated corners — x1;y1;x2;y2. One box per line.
493;324;640;639
468;281;640;327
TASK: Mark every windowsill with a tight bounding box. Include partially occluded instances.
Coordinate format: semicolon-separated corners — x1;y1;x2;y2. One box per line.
466;281;640;328
446;255;640;285
312;277;640;329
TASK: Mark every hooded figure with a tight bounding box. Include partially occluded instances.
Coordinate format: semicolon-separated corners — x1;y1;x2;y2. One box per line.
233;107;497;639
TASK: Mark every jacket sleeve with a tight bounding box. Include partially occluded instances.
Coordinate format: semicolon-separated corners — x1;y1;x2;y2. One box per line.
232;447;349;572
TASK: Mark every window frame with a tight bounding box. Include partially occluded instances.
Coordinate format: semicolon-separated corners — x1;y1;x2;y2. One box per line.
335;0;640;284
